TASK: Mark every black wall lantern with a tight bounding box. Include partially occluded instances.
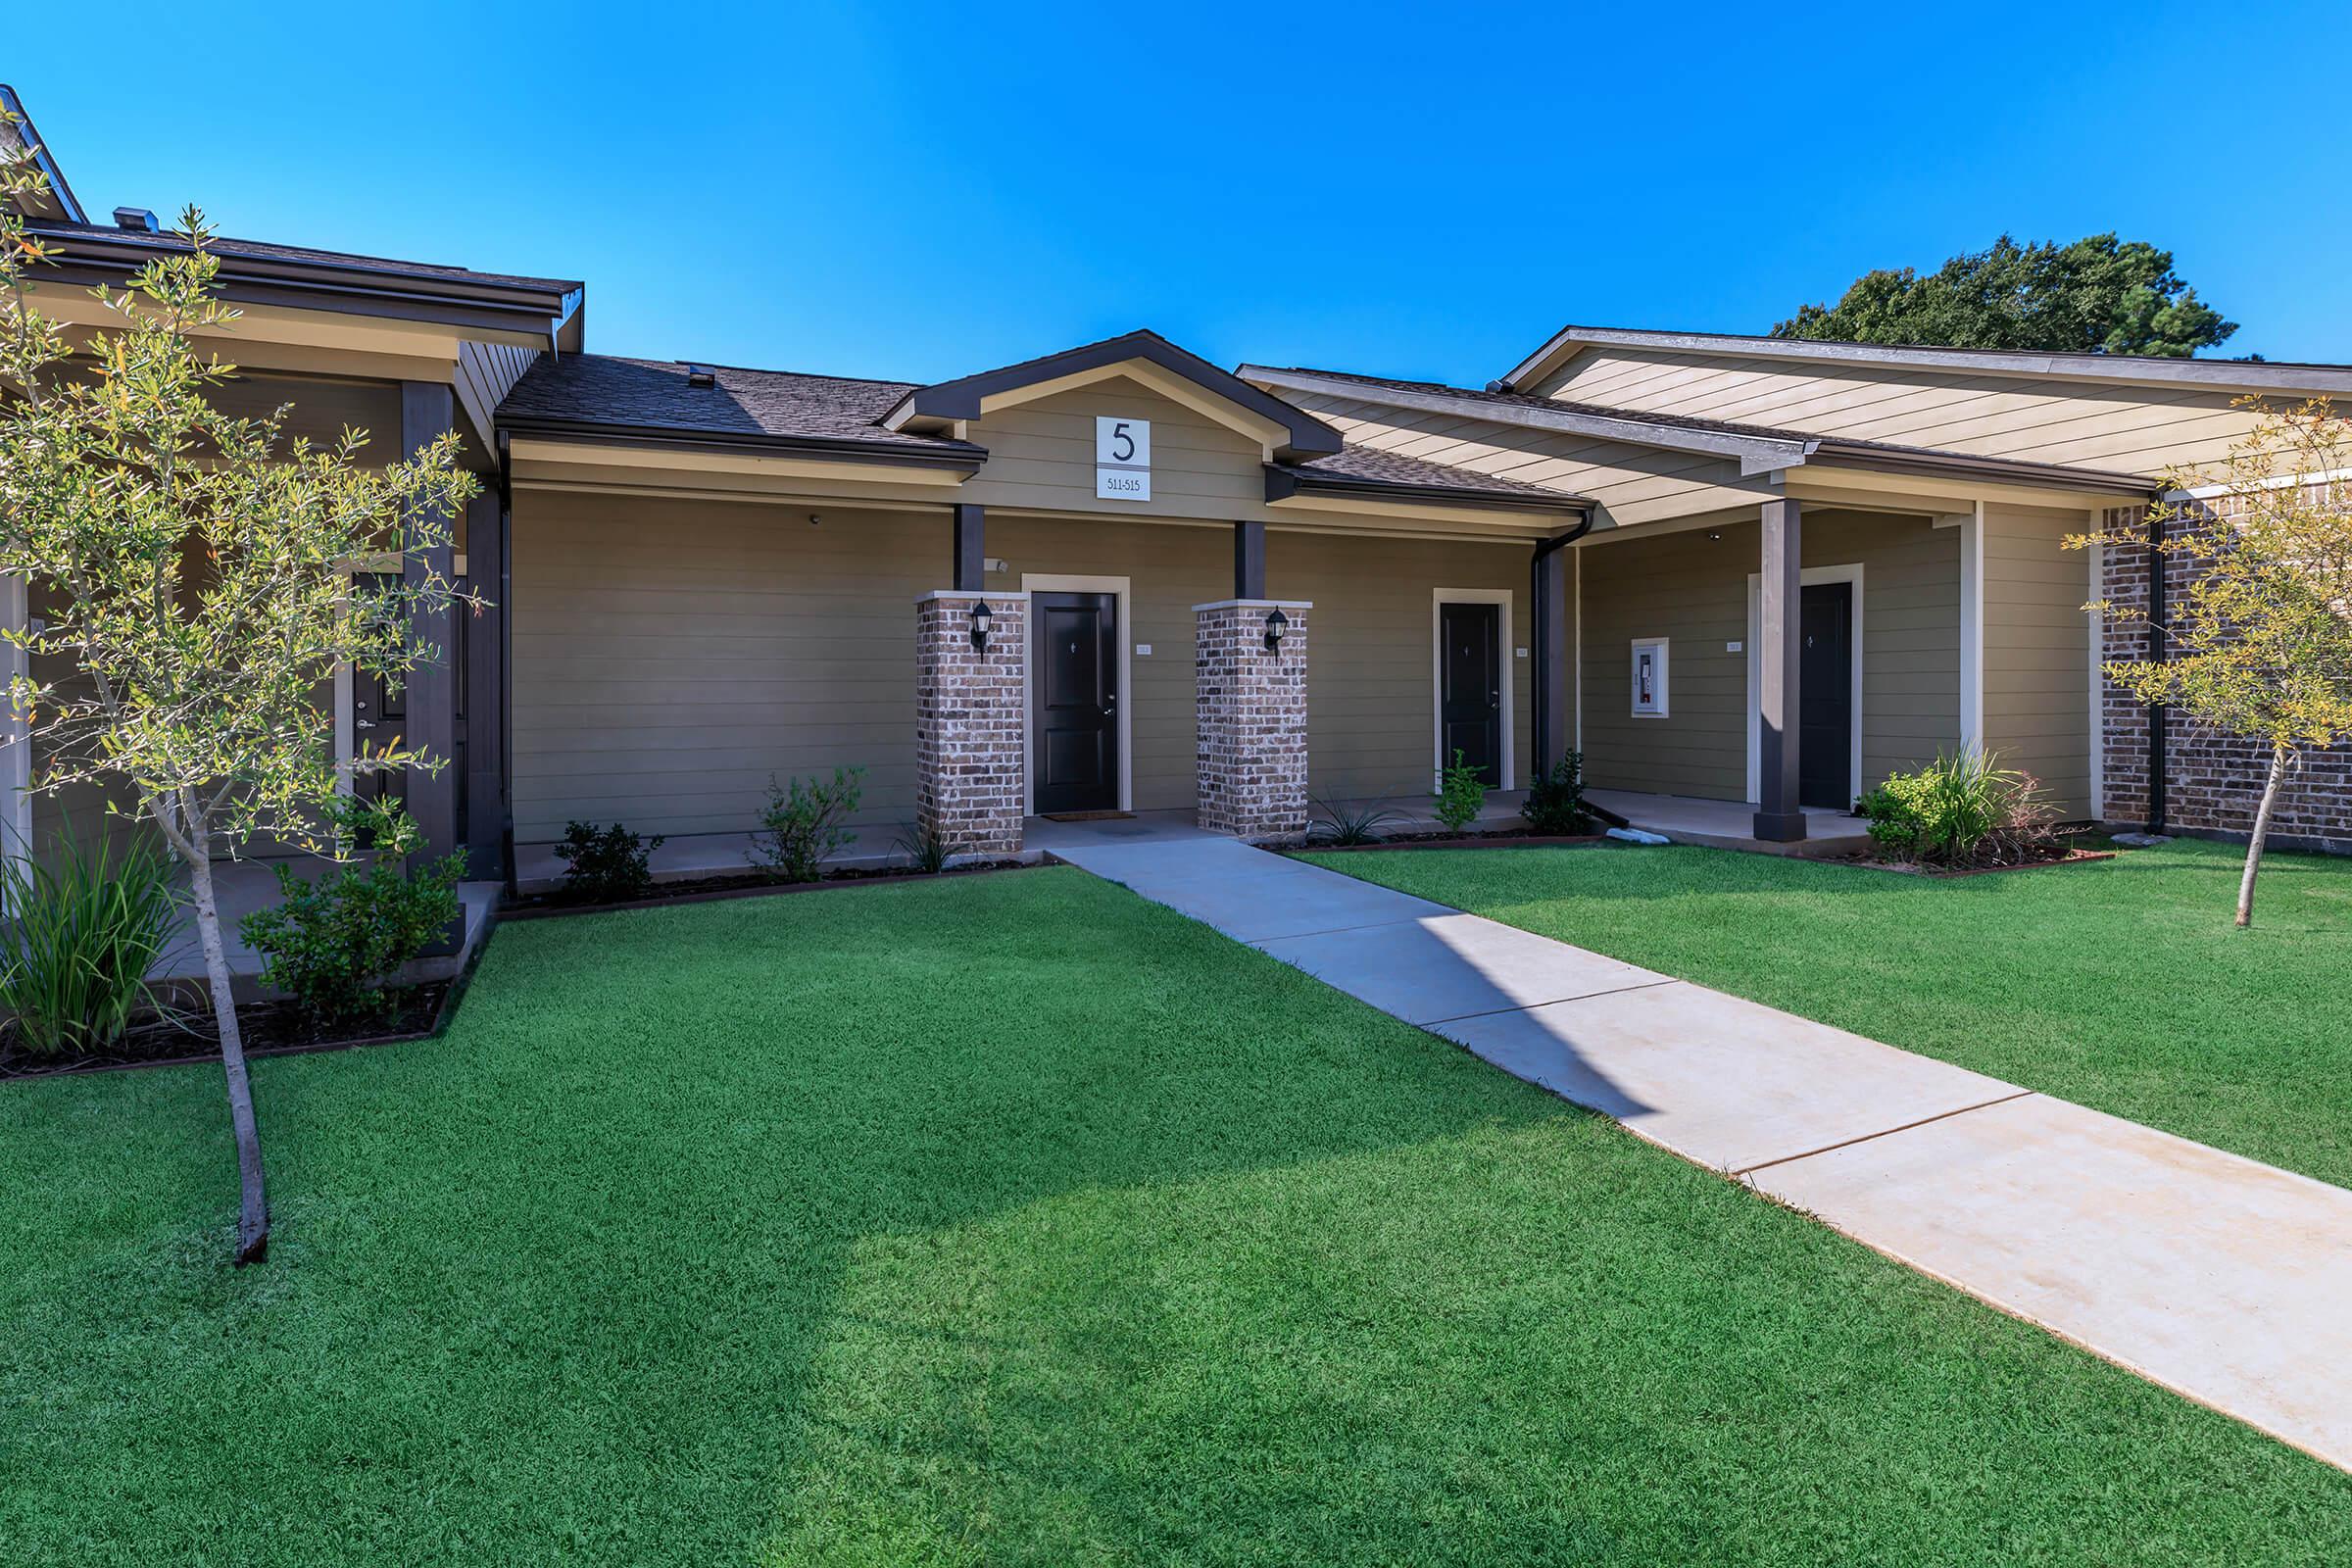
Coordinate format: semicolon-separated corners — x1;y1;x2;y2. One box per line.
1263;606;1289;652
969;598;993;648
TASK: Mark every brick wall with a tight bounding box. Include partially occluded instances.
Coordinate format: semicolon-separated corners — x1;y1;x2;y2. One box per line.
2099;503;2352;851
1195;600;1308;844
913;592;1027;858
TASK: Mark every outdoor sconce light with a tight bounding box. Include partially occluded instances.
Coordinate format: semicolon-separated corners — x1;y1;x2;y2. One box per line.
1263;606;1289;652
969;598;993;648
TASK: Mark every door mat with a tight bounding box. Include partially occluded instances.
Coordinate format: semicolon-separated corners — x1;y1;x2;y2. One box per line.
1041;810;1136;822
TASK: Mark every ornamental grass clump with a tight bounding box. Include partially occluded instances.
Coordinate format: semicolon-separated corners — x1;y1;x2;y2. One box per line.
0;827;182;1055
1857;751;2061;869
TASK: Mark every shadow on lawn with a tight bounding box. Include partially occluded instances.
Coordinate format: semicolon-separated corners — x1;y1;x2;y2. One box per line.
0;867;1577;1564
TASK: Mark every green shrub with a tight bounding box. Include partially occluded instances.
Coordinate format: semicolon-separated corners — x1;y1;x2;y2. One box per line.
554;820;663;904
241;797;466;1023
0;825;181;1054
1521;750;1592;835
1433;750;1488;835
752;766;864;882
1859;751;2061;868
1309;796;1402;847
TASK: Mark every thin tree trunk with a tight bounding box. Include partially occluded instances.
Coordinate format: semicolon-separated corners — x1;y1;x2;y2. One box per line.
185;821;270;1262
2236;743;2290;930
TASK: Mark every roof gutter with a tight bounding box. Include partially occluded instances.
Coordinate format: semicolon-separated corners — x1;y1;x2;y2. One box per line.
1265;465;1593;517
27;223;580;339
497;416;988;474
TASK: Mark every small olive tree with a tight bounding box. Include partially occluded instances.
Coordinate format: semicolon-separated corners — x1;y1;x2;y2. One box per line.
0;121;478;1261
2072;397;2352;928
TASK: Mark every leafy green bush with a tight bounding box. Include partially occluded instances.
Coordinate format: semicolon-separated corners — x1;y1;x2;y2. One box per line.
1309;796;1402;846
1521;750;1592;835
1859;751;2061;868
1433;750;1488;835
0;826;181;1054
554;820;663;904
241;797;466;1023
752;766;864;882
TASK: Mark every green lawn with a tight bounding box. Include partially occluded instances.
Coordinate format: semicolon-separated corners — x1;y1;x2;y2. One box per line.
3;867;2348;1565
1301;836;2352;1189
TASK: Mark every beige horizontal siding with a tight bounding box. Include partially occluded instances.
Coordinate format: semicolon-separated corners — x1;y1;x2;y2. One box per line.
1271;532;1533;803
512;494;940;842
1982;502;2095;816
961;382;1278;523
510;487;1547;841
1539;346;2270;474
1576;509;1959;803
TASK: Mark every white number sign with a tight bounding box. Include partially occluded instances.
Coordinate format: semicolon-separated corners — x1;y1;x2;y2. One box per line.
1096;416;1152;501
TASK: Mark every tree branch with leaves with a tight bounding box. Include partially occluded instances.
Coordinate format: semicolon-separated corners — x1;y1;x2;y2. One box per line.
2070;398;2352;927
0;115;480;1261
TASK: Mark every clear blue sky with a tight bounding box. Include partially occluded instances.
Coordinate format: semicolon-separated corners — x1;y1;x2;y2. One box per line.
13;2;2350;384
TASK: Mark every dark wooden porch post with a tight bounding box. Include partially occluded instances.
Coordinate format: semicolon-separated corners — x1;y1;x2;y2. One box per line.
1532;539;1570;774
1753;496;1806;842
1233;520;1266;600
400;382;460;868
953;503;986;592
463;488;506;880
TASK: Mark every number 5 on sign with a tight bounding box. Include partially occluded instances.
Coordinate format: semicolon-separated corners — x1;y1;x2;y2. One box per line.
1095;416;1152;501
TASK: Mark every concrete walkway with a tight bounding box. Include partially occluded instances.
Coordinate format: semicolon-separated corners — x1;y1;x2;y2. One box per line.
1045;820;2352;1474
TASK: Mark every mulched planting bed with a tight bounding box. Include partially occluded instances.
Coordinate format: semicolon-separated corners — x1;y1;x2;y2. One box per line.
1829;839;2119;878
0;980;451;1081
504;858;1033;920
1301;827;1611;854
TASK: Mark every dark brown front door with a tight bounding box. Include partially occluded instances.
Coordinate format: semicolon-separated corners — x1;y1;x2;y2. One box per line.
1032;591;1118;814
350;572;406;812
1439;601;1502;787
349;570;467;841
1798;581;1853;809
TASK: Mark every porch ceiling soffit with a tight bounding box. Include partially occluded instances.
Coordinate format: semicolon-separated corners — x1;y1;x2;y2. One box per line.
1247;366;2157;500
883;329;1344;461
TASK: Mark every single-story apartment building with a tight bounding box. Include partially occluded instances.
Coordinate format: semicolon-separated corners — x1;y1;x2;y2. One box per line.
6;81;2347;887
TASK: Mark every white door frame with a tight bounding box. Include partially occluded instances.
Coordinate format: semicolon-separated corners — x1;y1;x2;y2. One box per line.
1022;573;1133;814
1431;587;1515;791
1745;563;1864;806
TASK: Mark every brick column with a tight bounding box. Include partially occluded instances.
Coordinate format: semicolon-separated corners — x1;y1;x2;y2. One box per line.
914;591;1027;858
1195;599;1309;844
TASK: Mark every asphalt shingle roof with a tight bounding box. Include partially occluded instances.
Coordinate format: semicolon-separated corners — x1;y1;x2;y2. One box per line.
1279;443;1576;501
498;355;978;454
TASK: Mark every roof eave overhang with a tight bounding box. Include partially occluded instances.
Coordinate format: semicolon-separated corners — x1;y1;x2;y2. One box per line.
1265;465;1592;518
1497;324;2352;399
0;84;84;223
28;226;581;345
495;415;986;475
1244;365;1816;472
883;331;1345;461
1809;442;2155;499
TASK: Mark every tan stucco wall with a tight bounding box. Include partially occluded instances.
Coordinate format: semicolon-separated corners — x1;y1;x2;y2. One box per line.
1982;502;2096;816
1575;509;1960;803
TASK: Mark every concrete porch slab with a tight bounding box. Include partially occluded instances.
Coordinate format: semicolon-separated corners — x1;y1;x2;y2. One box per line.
1586;789;1871;857
1254;913;1670;1026
1750;1093;2352;1472
1430;981;2024;1175
148;860;500;1003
